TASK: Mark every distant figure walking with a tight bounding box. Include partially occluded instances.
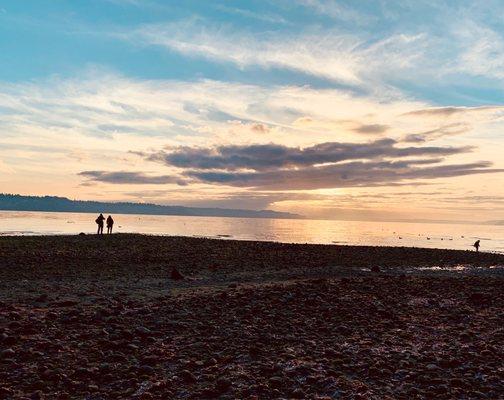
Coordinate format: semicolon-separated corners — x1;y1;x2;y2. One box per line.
106;215;114;234
473;240;480;252
96;213;105;235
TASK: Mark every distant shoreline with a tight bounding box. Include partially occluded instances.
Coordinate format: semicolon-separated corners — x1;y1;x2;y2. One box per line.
1;206;502;227
0;193;301;220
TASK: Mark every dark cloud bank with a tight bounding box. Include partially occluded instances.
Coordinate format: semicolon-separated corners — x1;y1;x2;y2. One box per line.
146;139;471;171
83;138;503;190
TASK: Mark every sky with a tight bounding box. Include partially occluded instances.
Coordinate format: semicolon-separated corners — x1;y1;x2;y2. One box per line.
0;0;503;222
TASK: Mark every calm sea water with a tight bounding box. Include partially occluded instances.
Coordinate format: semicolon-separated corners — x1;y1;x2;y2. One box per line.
1;210;503;253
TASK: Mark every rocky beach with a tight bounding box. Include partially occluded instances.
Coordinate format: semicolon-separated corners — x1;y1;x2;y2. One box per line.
0;234;503;399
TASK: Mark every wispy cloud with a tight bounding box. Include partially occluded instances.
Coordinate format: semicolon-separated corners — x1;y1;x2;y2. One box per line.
103;0;151;7
114;6;504;94
454;21;504;80
294;0;374;24
128;19;427;86
215;5;288;24
402;106;504;117
403;123;472;143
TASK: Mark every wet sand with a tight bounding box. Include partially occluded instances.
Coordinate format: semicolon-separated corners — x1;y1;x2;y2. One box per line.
1;234;503;399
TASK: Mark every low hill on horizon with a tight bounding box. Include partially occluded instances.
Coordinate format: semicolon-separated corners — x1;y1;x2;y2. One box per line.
0;194;301;220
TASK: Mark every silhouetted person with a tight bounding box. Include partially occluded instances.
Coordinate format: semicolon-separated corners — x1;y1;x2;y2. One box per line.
106;215;114;234
473;240;480;252
96;213;105;235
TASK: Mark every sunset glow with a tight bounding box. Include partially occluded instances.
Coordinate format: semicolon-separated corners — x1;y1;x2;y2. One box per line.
1;1;503;222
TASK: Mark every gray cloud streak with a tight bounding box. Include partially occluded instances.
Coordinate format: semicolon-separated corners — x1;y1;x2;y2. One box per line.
184;160;502;190
79;171;187;185
402;106;503;117
403;123;472;143
353;124;389;134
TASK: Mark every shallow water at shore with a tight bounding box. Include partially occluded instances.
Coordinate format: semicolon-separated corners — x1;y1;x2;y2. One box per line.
1;210;503;253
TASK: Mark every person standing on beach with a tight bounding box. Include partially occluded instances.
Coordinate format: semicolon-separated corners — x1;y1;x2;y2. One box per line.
96;213;105;235
106;215;114;234
473;240;480;252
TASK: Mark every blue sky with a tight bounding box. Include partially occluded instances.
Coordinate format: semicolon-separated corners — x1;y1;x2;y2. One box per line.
2;0;503;104
0;0;503;221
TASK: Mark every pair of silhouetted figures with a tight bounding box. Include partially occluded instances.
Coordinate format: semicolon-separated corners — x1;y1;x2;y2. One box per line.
95;214;114;235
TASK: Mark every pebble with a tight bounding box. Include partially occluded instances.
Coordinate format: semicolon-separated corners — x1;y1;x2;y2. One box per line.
179;370;197;383
1;348;15;358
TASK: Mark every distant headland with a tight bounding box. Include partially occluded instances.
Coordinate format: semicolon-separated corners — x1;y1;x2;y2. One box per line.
0;194;301;220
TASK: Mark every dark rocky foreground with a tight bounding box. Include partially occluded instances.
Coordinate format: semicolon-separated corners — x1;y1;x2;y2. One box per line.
0;234;503;399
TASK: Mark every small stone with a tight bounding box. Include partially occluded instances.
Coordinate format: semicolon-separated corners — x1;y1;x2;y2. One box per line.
468;292;489;305
269;377;283;388
1;348;15;358
205;358;217;367
292;388;305;399
215;378;232;393
30;391;43;400
139;365;154;375
1;334;16;346
170;268;184;280
0;387;13;397
35;293;49;302
99;363;111;372
135;326;151;336
179;370;196;383
249;346;261;357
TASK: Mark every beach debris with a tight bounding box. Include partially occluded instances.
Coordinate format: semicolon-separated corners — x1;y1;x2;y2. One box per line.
170;267;184;280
